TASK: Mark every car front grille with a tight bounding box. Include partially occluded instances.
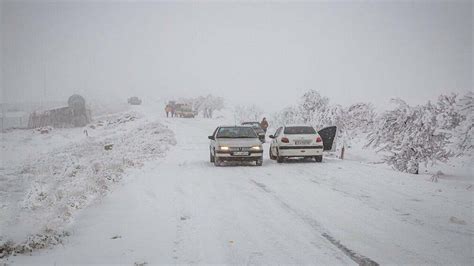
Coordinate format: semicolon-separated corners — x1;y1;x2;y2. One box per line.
229;147;251;152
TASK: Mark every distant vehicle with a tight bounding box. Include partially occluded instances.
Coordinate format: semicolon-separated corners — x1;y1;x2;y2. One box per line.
175;103;197;118
269;125;336;163
209;126;263;166
128;97;142;105
241;121;266;142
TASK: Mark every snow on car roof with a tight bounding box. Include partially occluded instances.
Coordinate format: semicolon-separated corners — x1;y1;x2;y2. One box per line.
284;124;315;128
218;125;253;127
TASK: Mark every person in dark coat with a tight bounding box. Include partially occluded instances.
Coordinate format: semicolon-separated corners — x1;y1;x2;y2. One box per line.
260;117;269;133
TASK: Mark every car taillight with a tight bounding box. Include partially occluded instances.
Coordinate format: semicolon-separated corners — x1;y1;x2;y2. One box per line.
316;136;322;143
281;137;289;143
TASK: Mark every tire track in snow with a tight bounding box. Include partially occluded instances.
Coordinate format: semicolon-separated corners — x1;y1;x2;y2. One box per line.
249;179;379;266
293;161;474;243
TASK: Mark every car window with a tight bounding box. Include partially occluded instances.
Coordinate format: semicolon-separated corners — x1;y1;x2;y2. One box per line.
274;127;282;137
284;126;316;134
211;127;219;138
216;127;257;138
242;122;261;128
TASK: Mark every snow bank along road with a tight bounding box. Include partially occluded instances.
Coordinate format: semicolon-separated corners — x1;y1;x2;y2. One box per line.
10;115;473;265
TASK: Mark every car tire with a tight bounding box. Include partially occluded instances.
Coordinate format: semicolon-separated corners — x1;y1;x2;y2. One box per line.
315;155;323;162
214;157;221;166
276;149;284;163
256;157;263;166
269;148;276;160
210;150;215;163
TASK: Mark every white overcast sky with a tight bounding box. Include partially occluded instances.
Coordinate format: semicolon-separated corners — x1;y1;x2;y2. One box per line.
1;0;472;111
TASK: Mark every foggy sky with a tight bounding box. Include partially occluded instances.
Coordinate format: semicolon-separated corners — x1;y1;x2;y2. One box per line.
1;0;472;111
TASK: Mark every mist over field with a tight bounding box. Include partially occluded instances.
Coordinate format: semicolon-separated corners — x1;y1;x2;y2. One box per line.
0;1;472;265
1;0;472;110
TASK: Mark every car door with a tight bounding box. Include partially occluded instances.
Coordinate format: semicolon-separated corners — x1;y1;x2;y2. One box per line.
318;126;337;151
271;127;282;154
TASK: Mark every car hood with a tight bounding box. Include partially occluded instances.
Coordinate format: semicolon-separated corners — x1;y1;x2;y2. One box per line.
216;138;261;147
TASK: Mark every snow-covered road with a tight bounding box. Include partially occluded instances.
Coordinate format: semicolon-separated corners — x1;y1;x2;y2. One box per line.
9;114;473;265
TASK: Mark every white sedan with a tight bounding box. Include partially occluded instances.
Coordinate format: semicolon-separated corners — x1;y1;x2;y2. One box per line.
269;125;326;163
209;126;264;166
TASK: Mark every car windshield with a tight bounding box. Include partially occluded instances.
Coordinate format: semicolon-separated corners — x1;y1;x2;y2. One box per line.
216;127;257;138
242;122;261;128
284;126;316;134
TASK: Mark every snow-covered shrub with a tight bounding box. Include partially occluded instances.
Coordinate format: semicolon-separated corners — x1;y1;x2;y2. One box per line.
430;170;444;183
366;99;453;174
452;92;473;155
0;112;176;257
435;94;462;130
271;90;375;149
299;90;329;124
330;102;376;149
270;90;329;128
178;94;224;118
233;104;264;123
271;90;469;169
344;102;376;134
271;106;303;126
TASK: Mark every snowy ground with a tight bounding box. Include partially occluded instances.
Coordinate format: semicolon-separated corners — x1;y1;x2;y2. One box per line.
2;105;473;264
0;106;176;256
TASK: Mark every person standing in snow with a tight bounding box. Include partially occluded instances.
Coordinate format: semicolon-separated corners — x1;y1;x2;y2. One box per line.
260;117;269;133
171;105;176;118
165;105;171;117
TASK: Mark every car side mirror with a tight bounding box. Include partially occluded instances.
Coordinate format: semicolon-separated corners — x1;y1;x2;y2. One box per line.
269;135;275;139
208;136;215;140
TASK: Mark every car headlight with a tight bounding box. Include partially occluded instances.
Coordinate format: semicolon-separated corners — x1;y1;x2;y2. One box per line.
251;146;262;150
219;146;230;151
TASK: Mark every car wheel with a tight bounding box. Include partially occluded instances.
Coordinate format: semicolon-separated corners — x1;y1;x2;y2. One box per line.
214;157;221;166
315;155;323;162
256;157;263;166
210;150;215;163
276;149;284;163
269;148;276;160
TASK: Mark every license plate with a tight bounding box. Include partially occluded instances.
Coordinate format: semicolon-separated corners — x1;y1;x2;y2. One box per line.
233;151;249;156
295;140;311;145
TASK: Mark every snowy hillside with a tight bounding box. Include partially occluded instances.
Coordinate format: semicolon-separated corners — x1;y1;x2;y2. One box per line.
0;107;176;256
